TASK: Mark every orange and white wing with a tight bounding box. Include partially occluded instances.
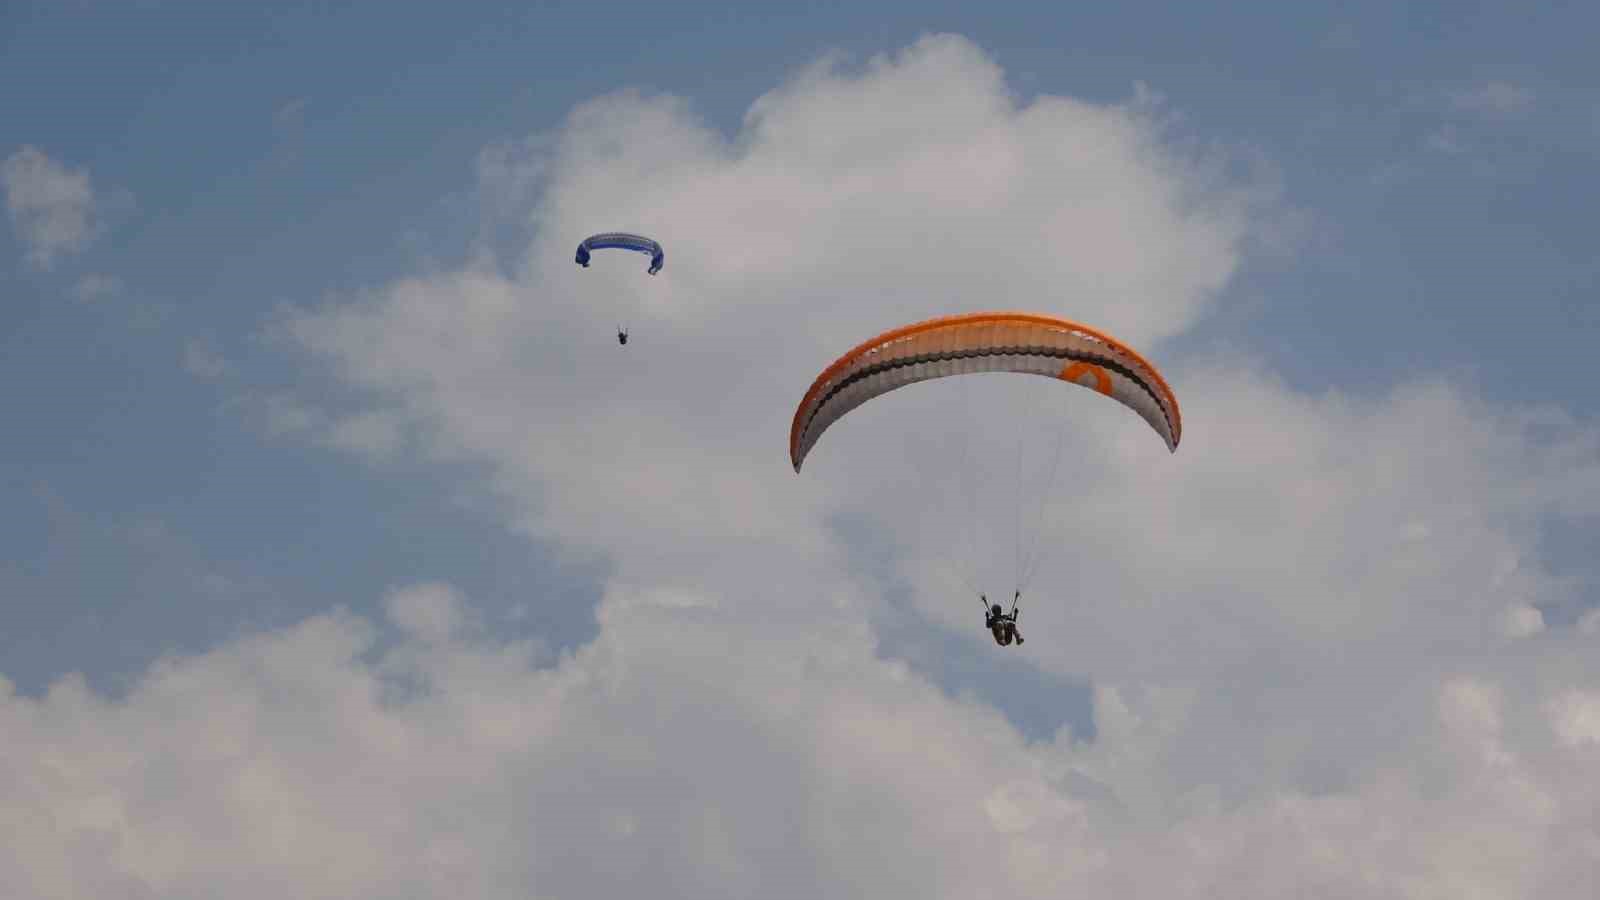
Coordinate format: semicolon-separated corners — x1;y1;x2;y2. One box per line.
789;311;1182;472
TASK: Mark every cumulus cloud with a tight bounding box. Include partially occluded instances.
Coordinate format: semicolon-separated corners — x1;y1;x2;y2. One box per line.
475;134;551;226
1450;81;1535;116
2;146;101;269
71;273;122;302
9;33;1600;897
271;98;309;166
274;97;308;129
1501;603;1546;638
183;338;229;378
1426;126;1466;154
250;392;409;461
4;583;1599;898
268;34;1587;891
286;35;1259;584
1321;23;1358;50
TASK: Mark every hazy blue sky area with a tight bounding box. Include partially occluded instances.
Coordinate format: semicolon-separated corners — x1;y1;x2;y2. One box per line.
4;2;1598;896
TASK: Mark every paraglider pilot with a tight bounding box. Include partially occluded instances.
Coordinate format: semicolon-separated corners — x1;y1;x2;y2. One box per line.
982;592;1023;647
617;326;629;346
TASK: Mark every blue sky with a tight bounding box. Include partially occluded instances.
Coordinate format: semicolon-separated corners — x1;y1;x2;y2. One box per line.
4;4;1599;895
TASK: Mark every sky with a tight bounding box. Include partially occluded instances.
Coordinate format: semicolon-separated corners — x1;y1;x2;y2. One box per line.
4;1;1599;896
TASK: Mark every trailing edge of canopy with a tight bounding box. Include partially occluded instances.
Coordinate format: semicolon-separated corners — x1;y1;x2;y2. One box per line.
789;311;1182;472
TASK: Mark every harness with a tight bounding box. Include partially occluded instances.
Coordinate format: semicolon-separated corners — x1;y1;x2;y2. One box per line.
981;592;1022;645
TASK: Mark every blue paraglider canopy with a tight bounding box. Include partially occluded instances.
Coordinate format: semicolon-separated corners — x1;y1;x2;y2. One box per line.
575;232;664;275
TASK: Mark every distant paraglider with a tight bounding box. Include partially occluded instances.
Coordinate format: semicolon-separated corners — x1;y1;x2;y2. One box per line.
575;233;663;346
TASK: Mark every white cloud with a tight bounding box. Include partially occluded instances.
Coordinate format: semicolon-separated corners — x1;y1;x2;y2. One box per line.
1500;603;1546;638
1321;23;1358;50
10;33;1600;897
1451;81;1535;116
71;273;122;302
385;582;469;642
1581;606;1600;634
130;301;175;329
271;98;309;167
3;583;1598;899
1426;126;1466;154
1548;690;1600;747
183;338;229;378
285;35;1260;586
276;17;1600;776
475;134;551;226
250;393;408;460
326;409;406;459
273;97;308;129
1;146;101;269
259;392;327;437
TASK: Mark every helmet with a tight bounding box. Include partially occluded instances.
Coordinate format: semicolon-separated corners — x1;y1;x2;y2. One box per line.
991;604;1003;617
